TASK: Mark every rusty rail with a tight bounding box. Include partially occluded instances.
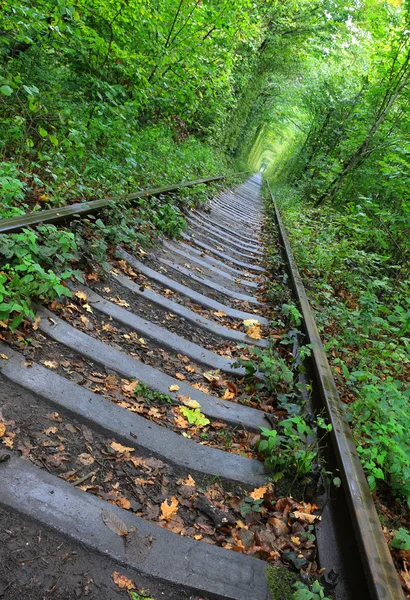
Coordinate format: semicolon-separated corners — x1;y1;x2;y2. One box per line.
266;180;403;600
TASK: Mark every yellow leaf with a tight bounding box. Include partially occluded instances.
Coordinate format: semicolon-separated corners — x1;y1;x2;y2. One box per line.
291;536;301;545
112;572;135;590
0;353;8;360
222;388;235;400
110;441;135;454
83;303;93;313
243;318;260;327
43;360;58;369
213;310;227;317
43;426;58;435
169;384;180;392
160;496;179;521
249;486;268;500
178;395;201;409
175;373;186;381
2;437;13;448
246;324;262;339
0;422;6;438
184;474;196;487
75;290;88;301
203;369;220;382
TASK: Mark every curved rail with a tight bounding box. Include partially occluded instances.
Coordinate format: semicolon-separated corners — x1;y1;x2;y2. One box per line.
266;180;403;600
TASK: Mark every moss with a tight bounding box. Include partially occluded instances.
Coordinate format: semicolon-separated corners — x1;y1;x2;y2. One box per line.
266;566;298;600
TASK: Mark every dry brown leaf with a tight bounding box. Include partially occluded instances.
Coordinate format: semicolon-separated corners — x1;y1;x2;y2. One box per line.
2;437;13;448
0;353;9;360
175;373;186;381
164;289;173;295
160;497;179;521
102;509;129;536
169;384;180;392
122;380;140;395
222;388;235;400
243;318;260;327
293;510;321;523
32;316;41;330
117;497;131;510
185;365;196;373
0;422;6;438
110;441;135;454
174;415;188;429
249;486;268;500
213;310;227;317
43;360;58;369
75;290;88;301
78;453;95;465
112;572;135;590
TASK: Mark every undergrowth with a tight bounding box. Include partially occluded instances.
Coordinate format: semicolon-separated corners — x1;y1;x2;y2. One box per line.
269;182;410;529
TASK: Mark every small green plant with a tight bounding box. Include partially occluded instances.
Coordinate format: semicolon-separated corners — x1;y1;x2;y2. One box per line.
240;497;264;515
234;345;294;394
133;382;173;404
258;415;332;479
292;579;332;600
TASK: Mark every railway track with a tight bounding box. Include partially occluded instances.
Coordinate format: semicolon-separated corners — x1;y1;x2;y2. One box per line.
0;174;403;600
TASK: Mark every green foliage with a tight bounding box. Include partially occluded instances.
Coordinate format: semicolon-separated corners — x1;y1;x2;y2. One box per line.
292;580;331;600
258;415;332;479
391;528;410;551
179;407;210;427
133;382;173;405
272;184;410;507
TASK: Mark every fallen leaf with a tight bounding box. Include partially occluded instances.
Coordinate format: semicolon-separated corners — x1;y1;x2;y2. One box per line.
83;303;93;313
164;289;173;295
246;324;262;339
43;360;58;369
0;354;8;360
32;316;41;330
169;384;180;392
78;453;95;465
293;510;321;523
2;437;13;449
160;497;179;521
75;290;88;301
178;395;201;409
222;388;235;400
102;509;130;536
203;369;220;382
112;572;135;590
43;426;58;435
117;496;131;510
184;475;196;487
243;318;260;327
122;380;140;395
213;310;227;317
0;422;6;438
291;536;301;545
110;441;135;454
174;415;188;429
175;373;186;381
249;486;268;500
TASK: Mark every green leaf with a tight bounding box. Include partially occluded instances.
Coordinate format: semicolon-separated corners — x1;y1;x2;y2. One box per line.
0;85;13;96
38;127;48;138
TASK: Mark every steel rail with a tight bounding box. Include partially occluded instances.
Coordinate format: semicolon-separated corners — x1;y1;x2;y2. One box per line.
0;172;249;235
266;180;404;600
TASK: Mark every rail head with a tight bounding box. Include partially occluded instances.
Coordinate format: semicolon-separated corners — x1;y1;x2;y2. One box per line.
265;180;404;600
0;172;252;235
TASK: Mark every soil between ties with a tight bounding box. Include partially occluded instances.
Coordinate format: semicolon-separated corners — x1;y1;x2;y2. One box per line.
0;174;333;600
